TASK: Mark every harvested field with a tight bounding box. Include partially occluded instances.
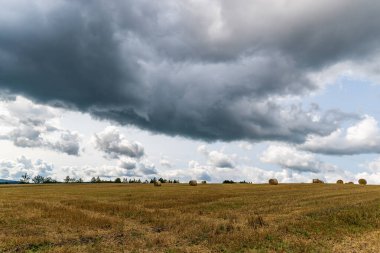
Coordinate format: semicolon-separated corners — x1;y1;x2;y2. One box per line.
1;183;380;252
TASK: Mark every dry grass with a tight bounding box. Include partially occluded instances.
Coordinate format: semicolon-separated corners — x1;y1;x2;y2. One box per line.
1;183;380;252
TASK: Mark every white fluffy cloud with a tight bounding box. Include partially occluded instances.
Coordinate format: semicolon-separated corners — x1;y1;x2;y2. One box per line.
197;145;235;168
260;144;336;173
93;126;144;159
0;96;81;155
0;156;54;180
301;116;380;155
61;159;157;180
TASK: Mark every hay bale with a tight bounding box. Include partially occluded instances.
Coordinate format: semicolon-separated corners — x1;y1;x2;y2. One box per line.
154;181;161;187
312;179;324;184
189;180;197;186
268;179;278;185
358;179;367;185
336;180;344;184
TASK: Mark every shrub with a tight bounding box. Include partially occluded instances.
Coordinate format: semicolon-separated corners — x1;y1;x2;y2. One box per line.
336;180;344;184
358;179;367;185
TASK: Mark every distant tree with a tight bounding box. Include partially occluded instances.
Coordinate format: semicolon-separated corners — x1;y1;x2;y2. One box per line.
90;177;96;183
173;179;179;184
96;176;101;183
64;176;71;183
43;177;57;184
19;173;30;184
76;178;83;183
122;177;128;183
114;178;122;183
222;180;235;184
158;177;167;183
32;175;45;184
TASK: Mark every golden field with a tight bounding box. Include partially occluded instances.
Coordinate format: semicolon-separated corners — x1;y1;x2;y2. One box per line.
1;183;380;252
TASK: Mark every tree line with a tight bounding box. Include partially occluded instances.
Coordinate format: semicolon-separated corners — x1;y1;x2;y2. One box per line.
18;173;180;184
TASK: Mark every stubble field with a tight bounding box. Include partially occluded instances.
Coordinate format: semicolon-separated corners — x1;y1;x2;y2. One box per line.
1;183;380;252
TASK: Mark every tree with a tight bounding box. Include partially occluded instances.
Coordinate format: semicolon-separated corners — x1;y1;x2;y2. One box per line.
114;178;121;183
96;176;101;183
90;177;96;183
76;178;83;183
32;175;45;184
19;173;30;184
64;176;71;183
43;177;57;184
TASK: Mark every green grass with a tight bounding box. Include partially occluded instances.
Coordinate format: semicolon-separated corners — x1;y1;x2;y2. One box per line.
1;183;380;252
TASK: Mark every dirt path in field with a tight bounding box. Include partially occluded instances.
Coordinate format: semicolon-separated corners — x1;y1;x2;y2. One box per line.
333;230;380;252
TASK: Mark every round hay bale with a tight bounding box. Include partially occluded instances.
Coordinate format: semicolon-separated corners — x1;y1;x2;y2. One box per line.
189;180;197;186
268;178;278;185
336;180;344;184
358;178;367;185
154;181;161;187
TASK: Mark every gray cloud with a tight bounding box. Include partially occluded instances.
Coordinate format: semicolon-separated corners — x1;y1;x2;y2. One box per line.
138;163;158;176
93;126;144;159
48;131;81;156
0;0;376;142
159;159;172;168
0;97;80;155
118;158;137;170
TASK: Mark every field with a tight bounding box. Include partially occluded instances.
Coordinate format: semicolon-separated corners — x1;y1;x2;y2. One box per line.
1;183;380;253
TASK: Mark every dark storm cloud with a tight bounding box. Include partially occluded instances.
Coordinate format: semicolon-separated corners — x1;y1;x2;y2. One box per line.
0;0;377;142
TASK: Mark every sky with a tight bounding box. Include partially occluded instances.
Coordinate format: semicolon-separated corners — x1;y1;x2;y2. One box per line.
1;0;380;183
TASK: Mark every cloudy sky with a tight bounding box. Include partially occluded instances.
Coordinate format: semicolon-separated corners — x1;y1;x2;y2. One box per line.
1;0;380;183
